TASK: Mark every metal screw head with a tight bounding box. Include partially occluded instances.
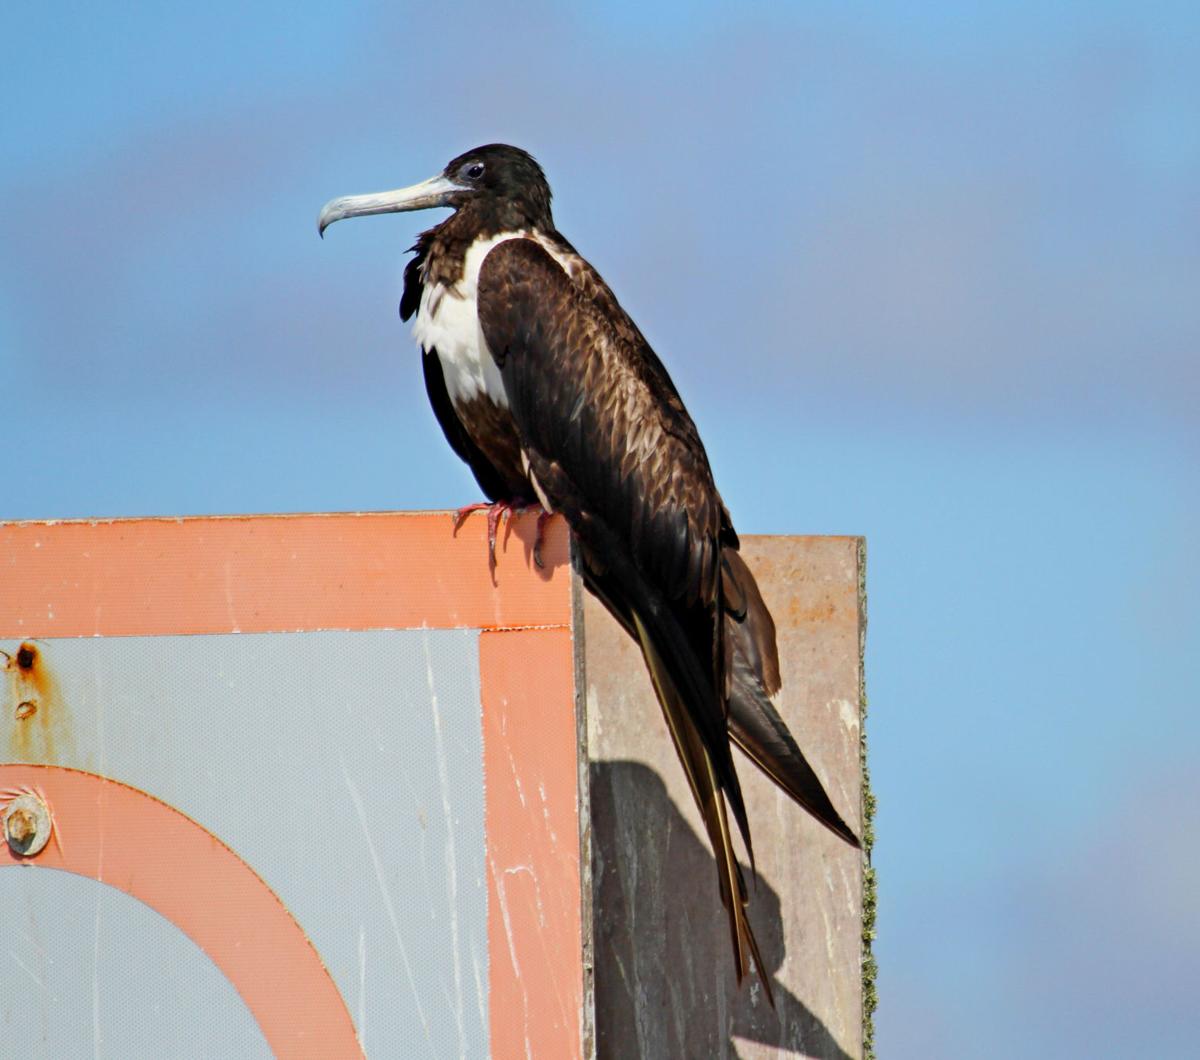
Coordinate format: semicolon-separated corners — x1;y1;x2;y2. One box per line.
4;793;51;857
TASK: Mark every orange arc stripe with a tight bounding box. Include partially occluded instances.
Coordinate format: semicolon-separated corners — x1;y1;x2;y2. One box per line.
0;510;571;639
0;764;362;1059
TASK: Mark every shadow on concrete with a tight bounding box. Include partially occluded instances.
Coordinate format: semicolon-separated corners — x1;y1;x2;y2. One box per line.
590;760;854;1060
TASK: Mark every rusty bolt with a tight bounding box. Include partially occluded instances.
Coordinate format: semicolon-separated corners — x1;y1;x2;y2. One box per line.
15;645;35;671
4;793;51;857
15;700;36;721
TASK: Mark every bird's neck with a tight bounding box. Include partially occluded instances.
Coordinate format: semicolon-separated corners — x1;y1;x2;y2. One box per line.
421;202;552;289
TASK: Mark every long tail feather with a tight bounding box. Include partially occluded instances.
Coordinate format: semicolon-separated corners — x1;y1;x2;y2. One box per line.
633;613;775;1006
728;671;860;848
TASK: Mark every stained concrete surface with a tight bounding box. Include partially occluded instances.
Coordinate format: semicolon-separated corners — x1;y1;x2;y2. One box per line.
579;536;865;1059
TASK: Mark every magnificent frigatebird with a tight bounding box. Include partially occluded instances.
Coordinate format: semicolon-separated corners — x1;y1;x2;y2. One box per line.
319;145;859;998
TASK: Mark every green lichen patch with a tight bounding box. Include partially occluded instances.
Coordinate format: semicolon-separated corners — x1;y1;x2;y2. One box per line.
857;538;877;1060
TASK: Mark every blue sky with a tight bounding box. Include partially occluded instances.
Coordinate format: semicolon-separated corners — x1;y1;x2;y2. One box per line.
4;3;1198;1055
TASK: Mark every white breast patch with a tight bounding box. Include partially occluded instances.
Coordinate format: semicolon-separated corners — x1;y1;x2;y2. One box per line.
412;232;525;408
411;231;582;409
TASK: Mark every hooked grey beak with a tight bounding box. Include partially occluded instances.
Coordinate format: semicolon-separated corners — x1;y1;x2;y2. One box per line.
318;173;465;237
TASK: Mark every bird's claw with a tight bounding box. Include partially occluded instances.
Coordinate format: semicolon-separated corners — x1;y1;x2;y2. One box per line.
452;500;518;570
452;501;552;570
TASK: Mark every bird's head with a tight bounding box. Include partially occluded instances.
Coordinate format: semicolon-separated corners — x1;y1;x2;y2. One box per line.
318;144;553;237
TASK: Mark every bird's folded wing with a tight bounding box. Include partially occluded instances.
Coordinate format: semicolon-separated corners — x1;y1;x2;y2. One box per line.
477;237;725;609
476;236;750;837
479;237;772;986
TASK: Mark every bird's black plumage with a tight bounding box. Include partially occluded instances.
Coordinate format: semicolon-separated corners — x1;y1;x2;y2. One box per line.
319;144;859;997
419;346;514;502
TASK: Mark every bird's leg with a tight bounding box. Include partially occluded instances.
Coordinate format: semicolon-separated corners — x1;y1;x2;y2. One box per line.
484;503;511;568
452;500;521;569
453;502;553;569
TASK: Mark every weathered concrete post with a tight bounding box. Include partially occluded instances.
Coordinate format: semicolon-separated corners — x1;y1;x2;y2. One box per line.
577;536;868;1059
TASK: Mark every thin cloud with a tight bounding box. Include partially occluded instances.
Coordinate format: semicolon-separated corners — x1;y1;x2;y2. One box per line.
3;2;1196;431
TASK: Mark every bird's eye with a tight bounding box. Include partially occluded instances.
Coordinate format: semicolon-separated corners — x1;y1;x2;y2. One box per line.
464;162;485;180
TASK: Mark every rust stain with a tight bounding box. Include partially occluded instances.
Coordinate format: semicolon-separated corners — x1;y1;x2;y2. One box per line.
6;807;37;851
3;642;76;765
786;595;839;624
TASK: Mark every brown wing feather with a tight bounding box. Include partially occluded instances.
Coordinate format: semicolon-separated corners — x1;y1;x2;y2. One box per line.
496;239;861;849
477;238;738;773
476;236;860;996
477;236;765;965
481;238;726;608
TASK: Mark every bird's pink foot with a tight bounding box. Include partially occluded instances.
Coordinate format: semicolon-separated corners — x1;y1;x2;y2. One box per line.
452;500;521;569
452;500;494;530
452;501;553;569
